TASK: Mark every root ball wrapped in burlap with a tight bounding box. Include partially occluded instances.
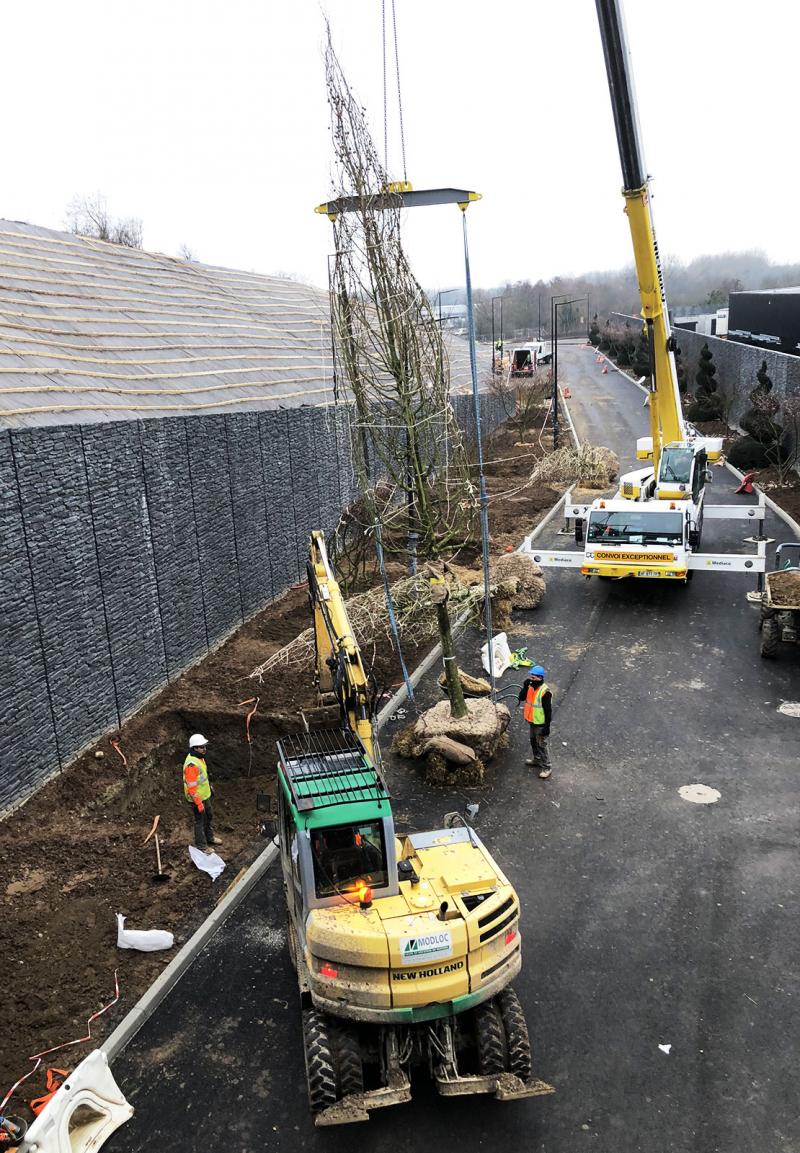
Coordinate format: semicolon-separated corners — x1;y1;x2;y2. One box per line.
489;553;546;610
392;699;510;785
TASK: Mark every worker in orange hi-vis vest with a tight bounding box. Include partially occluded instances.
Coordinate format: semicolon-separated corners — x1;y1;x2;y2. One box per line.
517;666;553;780
183;734;223;853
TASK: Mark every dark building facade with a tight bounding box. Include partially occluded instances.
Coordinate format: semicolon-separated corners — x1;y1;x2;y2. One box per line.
728;288;800;356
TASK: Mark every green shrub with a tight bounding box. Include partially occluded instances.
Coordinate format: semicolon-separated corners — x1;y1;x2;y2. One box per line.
726;436;772;470
687;397;723;423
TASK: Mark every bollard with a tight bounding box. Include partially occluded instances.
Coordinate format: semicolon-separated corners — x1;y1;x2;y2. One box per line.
558;490;574;536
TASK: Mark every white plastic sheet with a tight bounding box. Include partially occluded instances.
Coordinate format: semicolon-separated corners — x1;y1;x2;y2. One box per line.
188;845;226;881
481;631;512;677
116;913;174;952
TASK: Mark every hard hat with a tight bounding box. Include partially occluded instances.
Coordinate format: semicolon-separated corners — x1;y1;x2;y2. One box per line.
531;665;546;678
189;733;209;749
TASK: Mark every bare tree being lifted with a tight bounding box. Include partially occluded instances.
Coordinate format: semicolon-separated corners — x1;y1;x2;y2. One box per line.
322;30;476;720
315;30;530;778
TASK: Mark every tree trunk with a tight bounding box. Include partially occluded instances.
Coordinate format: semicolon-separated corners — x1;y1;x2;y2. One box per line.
435;599;468;720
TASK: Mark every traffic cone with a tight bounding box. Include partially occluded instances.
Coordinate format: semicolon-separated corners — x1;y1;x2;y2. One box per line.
735;470;755;494
601;366;608;374
563;387;572;398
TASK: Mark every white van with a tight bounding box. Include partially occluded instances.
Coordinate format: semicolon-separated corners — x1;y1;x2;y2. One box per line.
510;341;551;375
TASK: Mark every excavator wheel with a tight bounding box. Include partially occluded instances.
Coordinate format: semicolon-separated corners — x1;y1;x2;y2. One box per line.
760;615;780;658
301;1009;338;1113
474;1000;508;1075
497;988;532;1081
330;1021;365;1096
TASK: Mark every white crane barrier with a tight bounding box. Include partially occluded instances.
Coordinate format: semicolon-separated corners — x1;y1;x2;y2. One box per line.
18;1050;132;1153
703;503;765;521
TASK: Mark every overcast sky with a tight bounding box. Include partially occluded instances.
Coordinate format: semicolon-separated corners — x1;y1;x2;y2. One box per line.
3;1;797;292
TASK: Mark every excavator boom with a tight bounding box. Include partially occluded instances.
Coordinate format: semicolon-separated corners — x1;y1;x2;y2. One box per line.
307;530;376;762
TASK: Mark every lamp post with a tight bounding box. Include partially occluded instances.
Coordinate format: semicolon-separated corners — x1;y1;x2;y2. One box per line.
552;297;584;449
491;295;506;375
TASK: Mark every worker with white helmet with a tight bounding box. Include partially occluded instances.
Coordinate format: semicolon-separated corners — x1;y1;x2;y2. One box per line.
183;734;223;853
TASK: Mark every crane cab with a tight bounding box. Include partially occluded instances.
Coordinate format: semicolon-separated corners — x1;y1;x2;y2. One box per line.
656;442;709;501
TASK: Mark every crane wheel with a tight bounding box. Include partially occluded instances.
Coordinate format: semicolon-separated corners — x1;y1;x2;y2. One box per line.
760;615;780;658
497;988;532;1081
302;1009;338;1112
330;1021;365;1096
474;1000;508;1075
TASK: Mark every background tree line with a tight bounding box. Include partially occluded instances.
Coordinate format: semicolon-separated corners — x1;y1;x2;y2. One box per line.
441;250;800;343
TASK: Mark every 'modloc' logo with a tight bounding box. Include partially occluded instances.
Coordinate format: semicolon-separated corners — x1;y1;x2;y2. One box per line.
400;931;452;965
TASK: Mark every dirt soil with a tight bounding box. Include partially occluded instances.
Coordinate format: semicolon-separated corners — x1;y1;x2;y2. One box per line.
0;415;562;1112
766;568;800;607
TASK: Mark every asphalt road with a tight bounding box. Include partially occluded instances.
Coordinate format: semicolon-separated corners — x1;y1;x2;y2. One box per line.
108;346;799;1153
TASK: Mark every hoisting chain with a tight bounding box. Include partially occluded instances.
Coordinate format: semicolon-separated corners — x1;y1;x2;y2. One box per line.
381;0;408;182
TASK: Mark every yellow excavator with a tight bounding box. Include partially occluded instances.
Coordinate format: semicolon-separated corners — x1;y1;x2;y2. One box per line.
528;0;766;584
275;531;553;1124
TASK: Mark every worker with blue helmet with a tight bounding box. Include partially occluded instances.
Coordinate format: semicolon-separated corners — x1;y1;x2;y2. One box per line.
518;664;553;779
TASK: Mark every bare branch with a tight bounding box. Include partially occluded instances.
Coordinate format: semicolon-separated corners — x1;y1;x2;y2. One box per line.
66;193;143;249
323;27;476;561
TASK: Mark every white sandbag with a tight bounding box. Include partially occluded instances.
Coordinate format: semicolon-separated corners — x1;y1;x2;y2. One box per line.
188;845;226;881
116;913;174;952
481;631;512;677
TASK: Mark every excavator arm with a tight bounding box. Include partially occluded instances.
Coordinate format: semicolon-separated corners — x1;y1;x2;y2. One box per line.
307;530;377;762
595;0;685;475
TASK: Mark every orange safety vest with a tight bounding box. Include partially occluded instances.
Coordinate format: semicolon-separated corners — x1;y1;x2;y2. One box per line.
183;754;211;803
523;682;551;725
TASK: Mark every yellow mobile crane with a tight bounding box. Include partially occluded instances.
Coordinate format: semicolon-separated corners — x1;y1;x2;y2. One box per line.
275;532;553;1124
528;0;766;584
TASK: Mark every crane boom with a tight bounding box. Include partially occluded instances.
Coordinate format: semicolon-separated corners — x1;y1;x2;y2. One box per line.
595;0;685;474
523;1;766;585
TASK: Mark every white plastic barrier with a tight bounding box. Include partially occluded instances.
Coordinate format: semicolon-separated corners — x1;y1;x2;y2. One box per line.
19;1050;132;1153
481;631;512;677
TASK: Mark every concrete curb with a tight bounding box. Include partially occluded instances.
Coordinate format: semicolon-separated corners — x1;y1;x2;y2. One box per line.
557;384;581;449
102;838;279;1061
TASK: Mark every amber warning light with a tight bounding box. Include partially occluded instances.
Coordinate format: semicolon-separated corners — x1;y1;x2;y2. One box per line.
355;879;373;909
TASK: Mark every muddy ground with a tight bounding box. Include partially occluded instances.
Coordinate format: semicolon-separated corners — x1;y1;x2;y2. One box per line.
0;413;562;1108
